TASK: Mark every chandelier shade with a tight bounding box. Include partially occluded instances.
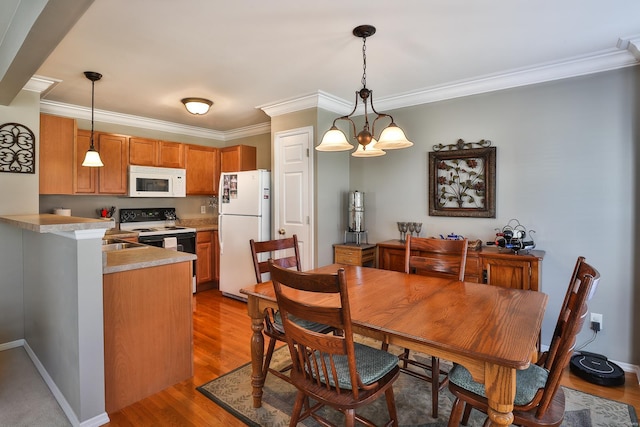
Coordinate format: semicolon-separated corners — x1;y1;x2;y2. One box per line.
316;126;354;151
315;25;413;155
352;138;386;157
81;71;104;167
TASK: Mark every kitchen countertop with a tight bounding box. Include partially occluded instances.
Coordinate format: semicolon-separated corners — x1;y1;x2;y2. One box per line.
0;213;113;233
103;245;196;274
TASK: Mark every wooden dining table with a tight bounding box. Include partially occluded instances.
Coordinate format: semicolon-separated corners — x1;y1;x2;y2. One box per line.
240;264;547;427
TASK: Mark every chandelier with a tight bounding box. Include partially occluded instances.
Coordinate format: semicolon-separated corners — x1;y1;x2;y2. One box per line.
316;25;413;157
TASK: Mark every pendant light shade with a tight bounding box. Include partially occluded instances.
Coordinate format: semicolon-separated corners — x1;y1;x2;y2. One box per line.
316;25;413;156
82;148;104;167
82;71;104;167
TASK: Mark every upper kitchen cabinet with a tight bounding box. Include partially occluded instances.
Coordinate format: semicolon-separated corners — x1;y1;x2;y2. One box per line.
97;133;130;194
130;137;185;168
75;129;97;193
220;144;256;172
40;114;76;194
185;144;219;195
75;130;129;195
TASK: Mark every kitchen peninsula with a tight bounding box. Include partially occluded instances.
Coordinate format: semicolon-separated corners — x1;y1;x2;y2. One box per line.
0;213;196;424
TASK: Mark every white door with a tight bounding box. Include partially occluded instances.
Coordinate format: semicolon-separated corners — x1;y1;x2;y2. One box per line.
273;126;313;270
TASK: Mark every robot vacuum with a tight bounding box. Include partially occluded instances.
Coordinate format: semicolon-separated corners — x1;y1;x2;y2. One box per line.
570;351;625;386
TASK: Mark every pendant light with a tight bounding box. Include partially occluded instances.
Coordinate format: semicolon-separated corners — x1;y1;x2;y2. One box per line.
81;71;104;167
316;25;413;156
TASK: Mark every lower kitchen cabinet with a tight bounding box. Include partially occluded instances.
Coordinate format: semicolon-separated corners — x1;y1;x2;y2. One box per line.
377;239;544;291
103;261;193;413
196;230;219;291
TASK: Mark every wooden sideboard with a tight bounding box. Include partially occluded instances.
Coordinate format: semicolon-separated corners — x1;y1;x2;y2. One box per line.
377;239;544;291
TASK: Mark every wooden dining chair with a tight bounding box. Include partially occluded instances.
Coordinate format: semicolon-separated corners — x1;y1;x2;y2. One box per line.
447;257;600;427
389;235;468;418
268;260;400;427
249;235;334;383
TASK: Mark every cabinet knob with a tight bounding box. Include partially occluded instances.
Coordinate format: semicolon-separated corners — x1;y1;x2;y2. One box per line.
278;228;286;235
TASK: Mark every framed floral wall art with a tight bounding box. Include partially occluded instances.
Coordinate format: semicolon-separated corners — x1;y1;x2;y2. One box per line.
428;139;496;218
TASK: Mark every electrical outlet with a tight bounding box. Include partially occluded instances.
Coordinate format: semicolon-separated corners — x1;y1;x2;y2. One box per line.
590;312;603;331
200;205;206;214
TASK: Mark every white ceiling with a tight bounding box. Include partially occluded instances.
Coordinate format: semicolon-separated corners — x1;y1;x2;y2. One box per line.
2;0;640;137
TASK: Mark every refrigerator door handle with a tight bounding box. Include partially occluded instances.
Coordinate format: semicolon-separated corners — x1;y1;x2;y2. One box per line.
218;214;224;254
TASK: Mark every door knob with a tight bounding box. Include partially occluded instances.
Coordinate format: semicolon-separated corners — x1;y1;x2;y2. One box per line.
278;228;286;235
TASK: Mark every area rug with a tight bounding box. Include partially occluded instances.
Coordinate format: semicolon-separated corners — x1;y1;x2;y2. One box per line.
198;340;638;427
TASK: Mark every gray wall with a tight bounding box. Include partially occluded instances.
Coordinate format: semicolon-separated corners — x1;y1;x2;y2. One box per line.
345;67;638;365
0;90;40;345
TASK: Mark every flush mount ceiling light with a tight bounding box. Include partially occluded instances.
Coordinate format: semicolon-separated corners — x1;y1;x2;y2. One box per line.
181;97;213;115
82;71;104;167
316;25;413;156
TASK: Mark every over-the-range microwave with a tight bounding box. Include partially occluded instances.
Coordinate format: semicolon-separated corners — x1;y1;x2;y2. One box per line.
128;165;186;197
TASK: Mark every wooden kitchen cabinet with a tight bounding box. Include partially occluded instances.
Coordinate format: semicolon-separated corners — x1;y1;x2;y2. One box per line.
75;129;97;194
39;114;76;194
196;231;213;284
97;133;130;194
130;137;185;168
158;140;185;168
129;137;157;166
196;230;219;292
220;144;256;172
75;131;129;195
185;144;219;195
377;239;543;291
103;261;193;413
212;230;219;283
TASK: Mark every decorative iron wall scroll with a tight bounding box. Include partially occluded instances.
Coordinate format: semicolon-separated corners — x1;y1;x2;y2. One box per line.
428;139;496;218
0;123;36;174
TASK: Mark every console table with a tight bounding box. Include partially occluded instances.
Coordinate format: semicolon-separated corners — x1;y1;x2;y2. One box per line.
377;240;544;291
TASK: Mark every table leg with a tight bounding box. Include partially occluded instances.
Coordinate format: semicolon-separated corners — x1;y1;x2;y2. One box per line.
247;296;265;408
484;364;516;427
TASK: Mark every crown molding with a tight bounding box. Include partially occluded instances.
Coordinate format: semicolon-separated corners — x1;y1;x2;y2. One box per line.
258;90;353;118
262;47;640;117
38;99;270;141
377;47;639;112
33;45;639;136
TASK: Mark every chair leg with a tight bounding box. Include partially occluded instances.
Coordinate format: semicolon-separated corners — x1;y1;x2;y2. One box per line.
385;386;399;427
262;336;277;378
289;391;305;427
344;408;356;427
431;356;439;418
447;397;465;427
461;403;472;425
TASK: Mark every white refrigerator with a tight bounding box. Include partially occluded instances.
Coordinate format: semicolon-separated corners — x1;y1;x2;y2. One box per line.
218;169;271;300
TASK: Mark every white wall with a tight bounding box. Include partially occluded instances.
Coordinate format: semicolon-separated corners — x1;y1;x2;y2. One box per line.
346;67;637;364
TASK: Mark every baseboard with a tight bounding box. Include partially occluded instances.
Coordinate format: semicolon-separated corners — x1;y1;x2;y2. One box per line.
21;341;110;427
0;339;24;351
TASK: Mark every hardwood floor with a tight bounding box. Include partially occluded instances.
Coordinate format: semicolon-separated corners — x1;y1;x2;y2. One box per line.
104;289;640;426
